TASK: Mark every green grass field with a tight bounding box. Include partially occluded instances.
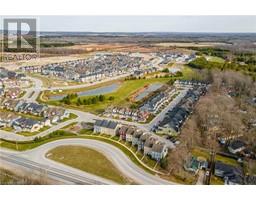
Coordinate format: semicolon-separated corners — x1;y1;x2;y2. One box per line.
192;148;239;167
205;56;225;63
43;77;172;114
47;145;132;184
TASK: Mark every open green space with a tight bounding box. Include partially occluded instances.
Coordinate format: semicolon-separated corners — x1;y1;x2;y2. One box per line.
47;145;131;184
181;66;202;80
205;55;225;63
192;148;239;167
0;130;158;175
42;77;173;114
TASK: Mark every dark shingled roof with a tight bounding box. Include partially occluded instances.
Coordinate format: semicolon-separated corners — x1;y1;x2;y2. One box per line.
229;140;246;150
94;119;118;130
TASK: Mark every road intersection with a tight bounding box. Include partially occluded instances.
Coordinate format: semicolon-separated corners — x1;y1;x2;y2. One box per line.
0;74;180;184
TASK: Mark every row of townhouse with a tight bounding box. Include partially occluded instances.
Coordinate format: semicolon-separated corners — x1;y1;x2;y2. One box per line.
22;54;143;82
132;67;158;78
140;92;169;114
139;88;176;114
20;66;42;73
93;119;168;161
156;52;196;65
104;107;150;122
1;79;29;89
0;111;43;133
0;99;70;124
174;80;208;89
156;85;207;135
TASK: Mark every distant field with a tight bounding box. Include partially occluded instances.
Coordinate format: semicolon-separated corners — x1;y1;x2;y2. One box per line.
205;56;225;63
47;145;132;184
0;53;91;71
154;42;230;48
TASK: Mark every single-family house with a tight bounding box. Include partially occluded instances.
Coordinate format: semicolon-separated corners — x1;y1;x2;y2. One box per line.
214;161;244;185
228;140;246;154
12;117;42;133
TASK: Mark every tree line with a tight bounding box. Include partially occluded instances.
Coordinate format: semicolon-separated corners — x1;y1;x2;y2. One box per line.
60;93;115;106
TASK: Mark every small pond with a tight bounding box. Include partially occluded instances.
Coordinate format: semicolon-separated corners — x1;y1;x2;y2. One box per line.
50;83;120;100
135;83;163;101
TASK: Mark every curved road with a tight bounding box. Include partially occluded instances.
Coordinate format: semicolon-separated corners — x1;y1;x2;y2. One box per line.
0;138;175;185
0;75;177;184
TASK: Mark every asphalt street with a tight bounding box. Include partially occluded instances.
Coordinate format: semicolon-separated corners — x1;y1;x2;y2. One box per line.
0;139;176;185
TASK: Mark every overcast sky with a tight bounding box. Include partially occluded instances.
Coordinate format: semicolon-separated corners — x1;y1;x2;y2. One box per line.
1;16;256;32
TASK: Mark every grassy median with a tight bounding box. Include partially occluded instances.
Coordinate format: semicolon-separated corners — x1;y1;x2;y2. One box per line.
47;145;132;184
0;130;157;175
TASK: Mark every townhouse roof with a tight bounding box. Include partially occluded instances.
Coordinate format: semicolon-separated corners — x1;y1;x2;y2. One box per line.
139;133;152;142
134;130;144;138
94;119;118;130
13;117;40;128
126;126;136;136
152;141;166;153
144;136;157;148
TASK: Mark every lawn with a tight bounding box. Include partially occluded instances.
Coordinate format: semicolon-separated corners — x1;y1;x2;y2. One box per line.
47;145;131;184
181;66;202;80
17;126;51;137
205;55;225;63
0;127;14;132
0;130;158;175
192;148;239;167
43;77;172;114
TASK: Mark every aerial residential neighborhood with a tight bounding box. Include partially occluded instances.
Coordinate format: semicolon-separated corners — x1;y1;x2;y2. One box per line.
0;15;256;188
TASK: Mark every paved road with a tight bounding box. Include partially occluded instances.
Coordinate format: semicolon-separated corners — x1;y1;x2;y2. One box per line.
0;74;177;184
1;75;176;148
22;76;43;102
0;139;176;185
0;151;113;185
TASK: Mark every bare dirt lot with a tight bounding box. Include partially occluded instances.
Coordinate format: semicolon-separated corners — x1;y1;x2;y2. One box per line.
153;42;231;48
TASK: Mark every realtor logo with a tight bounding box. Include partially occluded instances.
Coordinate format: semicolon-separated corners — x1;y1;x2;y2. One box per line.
2;18;39;62
3;18;38;52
